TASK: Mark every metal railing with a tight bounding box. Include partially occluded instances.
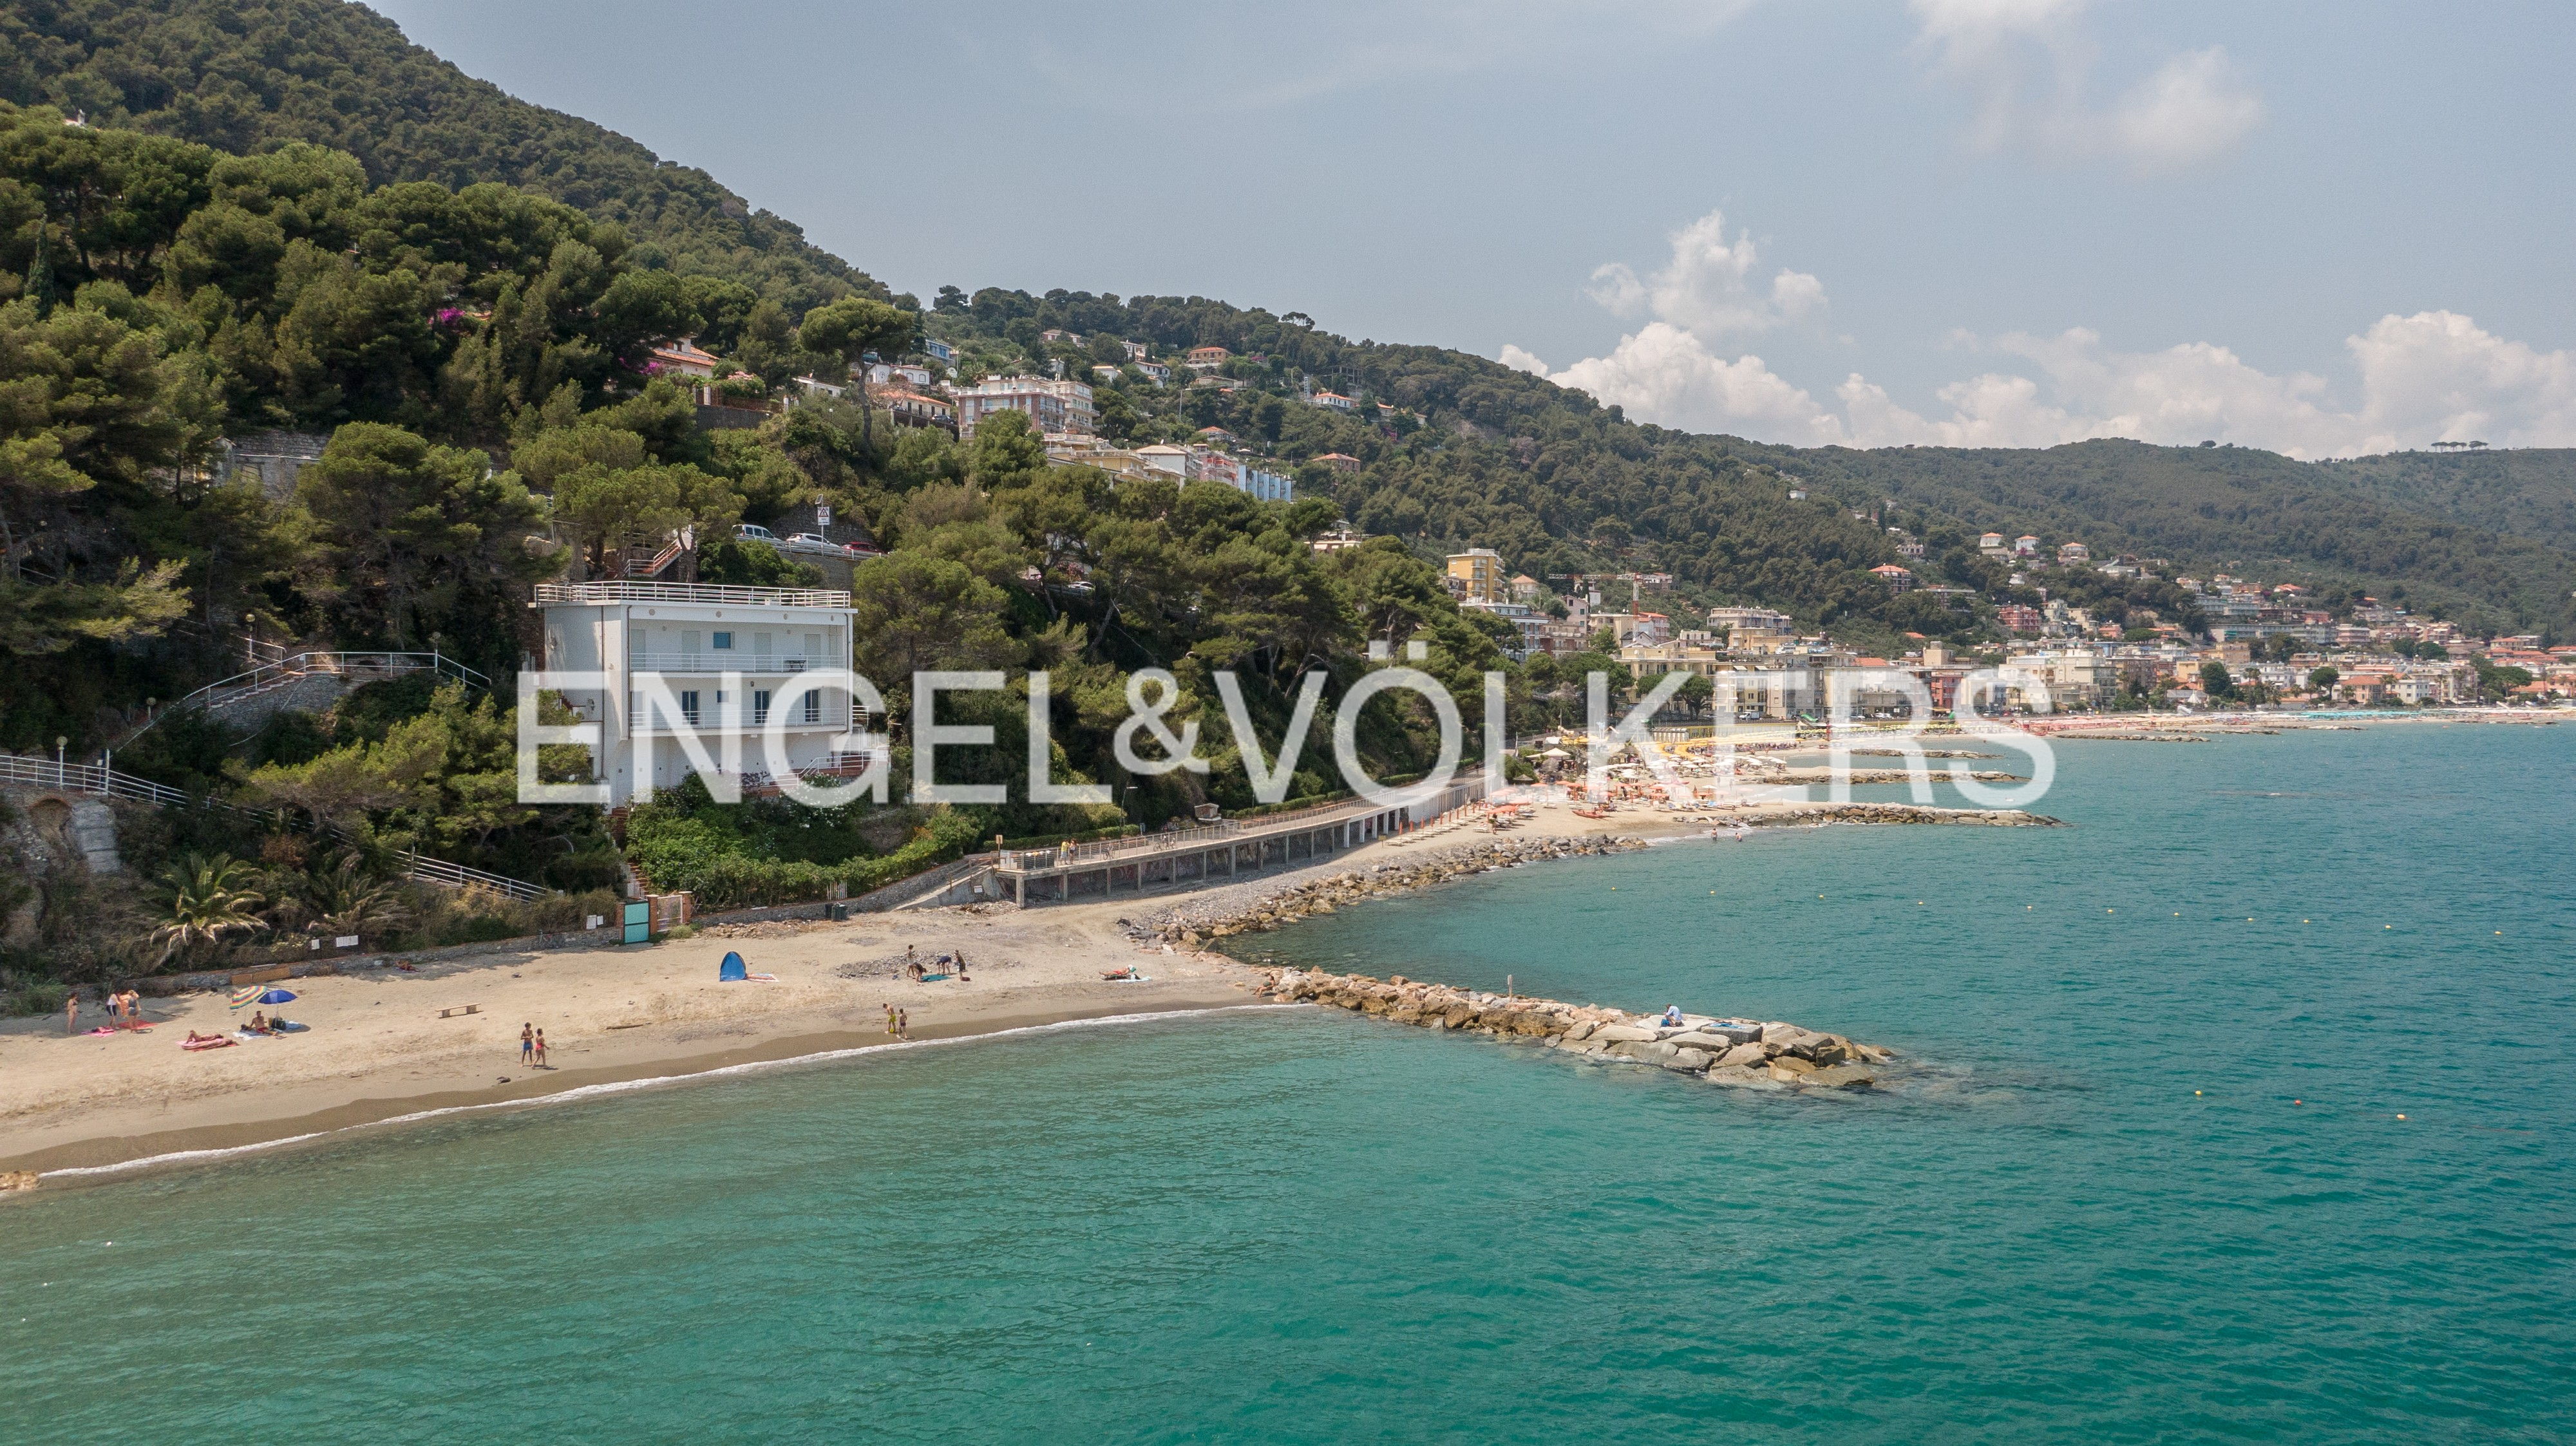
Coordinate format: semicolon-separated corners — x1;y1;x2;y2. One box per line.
536;581;851;607
2;751;557;900
171;650;484;714
995;796;1383;872
626;652;816;673
401;851;551;902
0;753;190;806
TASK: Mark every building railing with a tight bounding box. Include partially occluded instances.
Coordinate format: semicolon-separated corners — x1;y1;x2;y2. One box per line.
626;652;817;673
535;581;852;608
626;709;849;730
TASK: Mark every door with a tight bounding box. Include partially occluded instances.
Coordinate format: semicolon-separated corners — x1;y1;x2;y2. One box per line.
622;900;651;944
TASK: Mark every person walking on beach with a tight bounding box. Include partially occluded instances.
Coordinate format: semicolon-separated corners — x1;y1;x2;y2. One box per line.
520;1023;535;1065
896;1008;909;1040
534;1029;549;1068
884;1003;897;1036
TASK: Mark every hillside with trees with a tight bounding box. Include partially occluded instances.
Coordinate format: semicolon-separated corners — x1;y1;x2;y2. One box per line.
2310;448;2576;558
933;288;2576;641
0;0;887;314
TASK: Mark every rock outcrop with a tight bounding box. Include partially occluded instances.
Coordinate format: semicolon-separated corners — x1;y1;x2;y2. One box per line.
1252;966;1892;1092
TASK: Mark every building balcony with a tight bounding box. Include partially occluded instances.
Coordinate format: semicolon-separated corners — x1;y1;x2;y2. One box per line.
627;708;849;731
626;652;822;674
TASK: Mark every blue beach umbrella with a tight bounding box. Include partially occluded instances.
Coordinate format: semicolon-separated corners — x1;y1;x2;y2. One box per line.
256;988;298;1005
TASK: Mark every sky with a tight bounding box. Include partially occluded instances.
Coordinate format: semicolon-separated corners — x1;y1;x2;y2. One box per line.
369;0;2576;458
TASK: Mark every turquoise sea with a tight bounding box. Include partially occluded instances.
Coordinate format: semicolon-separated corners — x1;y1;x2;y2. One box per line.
6;724;2573;1443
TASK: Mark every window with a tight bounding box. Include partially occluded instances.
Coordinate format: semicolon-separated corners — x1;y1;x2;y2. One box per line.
712;632;733;650
679;690;701;725
802;691;822;724
753;690;771;724
682;630;701;655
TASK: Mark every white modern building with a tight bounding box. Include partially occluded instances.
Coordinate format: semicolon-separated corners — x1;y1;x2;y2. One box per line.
535;580;863;805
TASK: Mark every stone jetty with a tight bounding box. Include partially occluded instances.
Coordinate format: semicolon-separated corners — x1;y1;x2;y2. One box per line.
1256;967;1893;1091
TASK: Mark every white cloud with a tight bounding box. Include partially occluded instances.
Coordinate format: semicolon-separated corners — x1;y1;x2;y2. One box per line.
1546;323;1850;446
1582;209;1827;338
1515;310;2576;459
1498;343;1553;375
1908;0;2263;173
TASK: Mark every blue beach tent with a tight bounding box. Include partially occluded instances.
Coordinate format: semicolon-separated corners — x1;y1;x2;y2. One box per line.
719;951;747;982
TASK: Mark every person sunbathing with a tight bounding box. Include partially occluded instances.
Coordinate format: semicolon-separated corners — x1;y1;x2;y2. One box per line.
247;1011;272;1034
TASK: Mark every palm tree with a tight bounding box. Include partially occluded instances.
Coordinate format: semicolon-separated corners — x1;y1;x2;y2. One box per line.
297;852;412;945
151;854;267;966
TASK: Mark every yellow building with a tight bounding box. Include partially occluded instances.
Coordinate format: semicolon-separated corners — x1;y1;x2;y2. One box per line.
1445;548;1504;604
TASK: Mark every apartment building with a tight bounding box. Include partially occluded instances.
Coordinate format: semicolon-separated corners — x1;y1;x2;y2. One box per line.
952;375;1096;440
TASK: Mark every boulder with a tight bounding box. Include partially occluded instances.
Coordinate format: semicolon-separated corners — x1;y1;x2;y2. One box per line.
1714;1042;1768;1069
1665;1047;1716;1072
1808;1040;1850;1067
1768;1055;1816;1076
1591;1024;1658;1044
1804;1064;1877;1089
1703;1067;1785;1091
1607;1040;1681;1066
1561;1020;1599;1044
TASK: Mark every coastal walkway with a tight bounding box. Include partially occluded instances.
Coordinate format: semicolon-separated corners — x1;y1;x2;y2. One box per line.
936;777;1492;909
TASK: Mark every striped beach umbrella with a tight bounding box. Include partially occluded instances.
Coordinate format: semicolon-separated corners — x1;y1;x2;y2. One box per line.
229;985;264;1010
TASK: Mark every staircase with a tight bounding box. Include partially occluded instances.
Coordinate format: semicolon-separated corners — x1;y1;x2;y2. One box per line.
624;538;687;578
118;650;490;746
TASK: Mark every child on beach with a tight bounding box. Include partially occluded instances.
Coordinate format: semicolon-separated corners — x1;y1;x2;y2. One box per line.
884;1003;897;1036
534;1029;549;1067
896;1008;909;1040
520;1024;535;1064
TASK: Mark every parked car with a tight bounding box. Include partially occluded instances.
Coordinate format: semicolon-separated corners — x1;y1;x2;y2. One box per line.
735;523;778;541
785;532;831;547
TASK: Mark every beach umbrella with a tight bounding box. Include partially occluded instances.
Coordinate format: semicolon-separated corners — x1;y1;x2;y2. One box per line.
229;985;263;1011
256;988;297;1005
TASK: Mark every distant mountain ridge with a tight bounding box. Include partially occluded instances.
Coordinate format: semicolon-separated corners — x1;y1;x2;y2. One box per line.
0;0;887;312
1720;437;2576;633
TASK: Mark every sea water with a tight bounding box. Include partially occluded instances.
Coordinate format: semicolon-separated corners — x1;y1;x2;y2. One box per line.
4;726;2572;1443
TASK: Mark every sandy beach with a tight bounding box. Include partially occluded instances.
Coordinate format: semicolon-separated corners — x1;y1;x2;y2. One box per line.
0;895;1264;1181
0;802;1833;1184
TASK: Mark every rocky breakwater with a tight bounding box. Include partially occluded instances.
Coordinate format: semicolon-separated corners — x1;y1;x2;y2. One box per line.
1746;802;2061;827
1255;968;1894;1092
1144;837;1645;947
